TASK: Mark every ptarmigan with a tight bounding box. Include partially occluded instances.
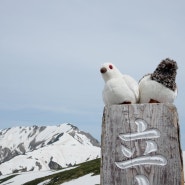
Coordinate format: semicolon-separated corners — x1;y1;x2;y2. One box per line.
100;63;139;105
139;58;178;103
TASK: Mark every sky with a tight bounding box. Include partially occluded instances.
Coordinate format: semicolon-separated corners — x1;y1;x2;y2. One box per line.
0;0;185;149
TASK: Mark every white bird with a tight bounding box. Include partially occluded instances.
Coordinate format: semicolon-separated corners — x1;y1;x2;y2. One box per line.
100;63;139;105
139;58;178;103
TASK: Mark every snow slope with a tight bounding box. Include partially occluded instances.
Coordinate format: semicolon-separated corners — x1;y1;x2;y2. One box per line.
61;174;100;185
0;167;76;185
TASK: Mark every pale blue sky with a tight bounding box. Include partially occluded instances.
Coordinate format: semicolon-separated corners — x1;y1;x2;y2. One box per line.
0;0;185;149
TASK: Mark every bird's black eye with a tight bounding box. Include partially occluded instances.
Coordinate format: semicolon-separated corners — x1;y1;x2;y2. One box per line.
109;65;113;69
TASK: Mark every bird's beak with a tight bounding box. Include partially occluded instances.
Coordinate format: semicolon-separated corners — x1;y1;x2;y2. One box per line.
100;67;107;74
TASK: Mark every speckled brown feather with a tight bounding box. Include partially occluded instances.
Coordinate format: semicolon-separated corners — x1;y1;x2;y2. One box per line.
151;58;178;91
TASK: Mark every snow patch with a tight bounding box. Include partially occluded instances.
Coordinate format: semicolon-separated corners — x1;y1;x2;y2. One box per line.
61;173;100;185
0;167;76;185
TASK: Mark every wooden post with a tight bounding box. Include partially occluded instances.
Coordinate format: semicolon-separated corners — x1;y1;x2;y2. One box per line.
101;103;184;185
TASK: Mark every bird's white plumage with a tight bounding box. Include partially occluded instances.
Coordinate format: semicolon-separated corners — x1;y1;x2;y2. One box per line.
100;63;139;105
139;74;177;103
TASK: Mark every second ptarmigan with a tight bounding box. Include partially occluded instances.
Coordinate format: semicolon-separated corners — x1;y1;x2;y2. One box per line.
139;58;178;103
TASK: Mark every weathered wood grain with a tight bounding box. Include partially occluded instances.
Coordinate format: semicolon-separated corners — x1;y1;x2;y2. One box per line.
101;103;184;185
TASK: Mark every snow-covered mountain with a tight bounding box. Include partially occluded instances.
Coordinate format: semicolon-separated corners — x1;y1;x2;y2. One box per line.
0;123;100;175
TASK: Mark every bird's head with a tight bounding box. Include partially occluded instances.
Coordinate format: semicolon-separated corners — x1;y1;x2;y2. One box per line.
154;58;178;76
100;63;122;82
151;58;178;91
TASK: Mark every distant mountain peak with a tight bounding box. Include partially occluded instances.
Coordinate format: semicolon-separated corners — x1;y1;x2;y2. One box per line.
0;123;100;175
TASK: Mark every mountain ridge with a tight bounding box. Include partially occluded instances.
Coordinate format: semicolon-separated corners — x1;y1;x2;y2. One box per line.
0;123;100;175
